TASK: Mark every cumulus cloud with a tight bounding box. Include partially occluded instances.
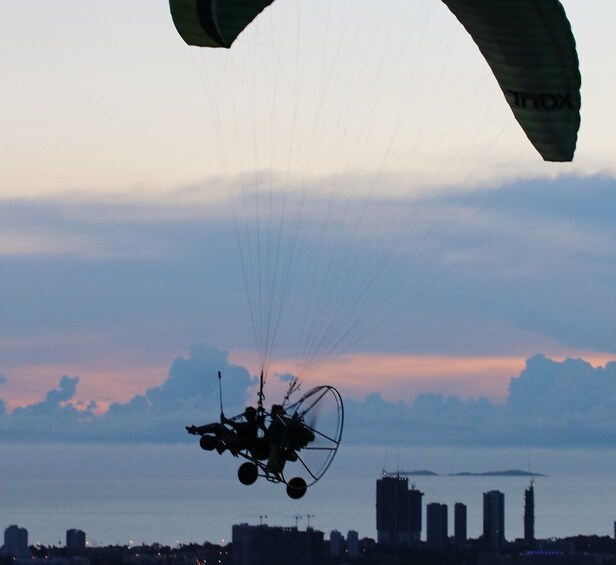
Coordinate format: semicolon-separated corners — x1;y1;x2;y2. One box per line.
0;343;256;443
1;348;614;447
11;375;80;416
97;343;257;442
504;355;616;445
2;375;97;441
345;355;616;447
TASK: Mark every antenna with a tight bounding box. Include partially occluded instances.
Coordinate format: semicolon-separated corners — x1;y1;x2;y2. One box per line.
217;371;225;421
257;370;265;413
527;460;535;487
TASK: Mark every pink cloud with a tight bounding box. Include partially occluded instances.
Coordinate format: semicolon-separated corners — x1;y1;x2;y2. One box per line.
229;352;522;403
1;362;166;413
230;350;616;405
3;348;613;414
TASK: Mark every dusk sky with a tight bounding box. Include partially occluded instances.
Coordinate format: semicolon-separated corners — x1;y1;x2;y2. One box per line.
1;1;615;449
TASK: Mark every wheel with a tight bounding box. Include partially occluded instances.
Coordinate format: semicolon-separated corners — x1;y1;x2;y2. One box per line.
199;435;217;451
286;477;307;499
238;462;259;485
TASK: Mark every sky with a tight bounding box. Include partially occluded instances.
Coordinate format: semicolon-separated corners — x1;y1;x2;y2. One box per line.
0;1;615;448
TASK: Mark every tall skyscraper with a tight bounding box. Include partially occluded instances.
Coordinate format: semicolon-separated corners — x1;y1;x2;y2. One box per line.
454;502;467;548
483;490;505;550
347;530;359;558
1;525;29;559
524;480;535;544
408;486;423;543
329;530;343;556
376;474;423;546
67;529;86;554
426;503;448;550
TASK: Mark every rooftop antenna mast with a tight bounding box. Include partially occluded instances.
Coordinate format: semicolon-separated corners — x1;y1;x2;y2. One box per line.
527;460;535;487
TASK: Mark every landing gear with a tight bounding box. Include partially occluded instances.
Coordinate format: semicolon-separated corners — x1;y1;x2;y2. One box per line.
238;462;259;485
286;477;307;499
199;435;217;451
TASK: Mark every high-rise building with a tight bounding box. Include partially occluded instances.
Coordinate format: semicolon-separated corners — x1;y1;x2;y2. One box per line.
1;525;29;559
426;503;448;550
408;486;423;543
232;523;323;565
454;502;467;548
67;529;86;554
376;474;423;546
347;530;359;558
329;530;343;556
524;480;535;544
483;490;505;550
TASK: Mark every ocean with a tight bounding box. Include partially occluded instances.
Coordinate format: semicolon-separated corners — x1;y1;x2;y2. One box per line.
1;444;614;547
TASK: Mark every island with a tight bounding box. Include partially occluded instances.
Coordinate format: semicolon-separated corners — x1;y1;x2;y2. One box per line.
385;469;545;477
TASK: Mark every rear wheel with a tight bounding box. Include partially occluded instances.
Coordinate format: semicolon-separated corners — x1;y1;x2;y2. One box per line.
238;462;259;485
286;477;307;499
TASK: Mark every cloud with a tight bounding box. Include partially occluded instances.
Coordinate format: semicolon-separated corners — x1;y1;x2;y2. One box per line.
1;346;614;447
0;343;257;443
1;172;615;376
345;354;616;447
505;354;616;444
0;376;5;418
3;375;97;441
98;343;258;442
11;375;80;416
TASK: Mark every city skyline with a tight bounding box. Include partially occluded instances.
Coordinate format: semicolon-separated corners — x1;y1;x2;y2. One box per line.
3;441;615;547
3;476;614;562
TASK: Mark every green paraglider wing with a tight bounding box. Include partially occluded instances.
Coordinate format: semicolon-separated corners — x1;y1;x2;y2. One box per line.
441;0;581;162
169;0;581;162
169;0;275;48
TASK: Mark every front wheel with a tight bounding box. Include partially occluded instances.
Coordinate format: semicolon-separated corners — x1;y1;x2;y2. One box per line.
238;462;258;485
199;435;217;451
286;477;307;499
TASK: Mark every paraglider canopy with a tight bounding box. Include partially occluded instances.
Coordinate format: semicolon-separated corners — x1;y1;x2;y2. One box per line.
441;0;581;162
169;0;581;162
169;0;275;48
